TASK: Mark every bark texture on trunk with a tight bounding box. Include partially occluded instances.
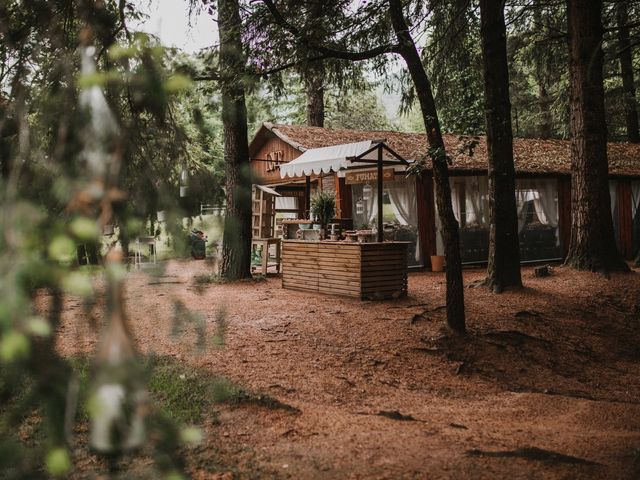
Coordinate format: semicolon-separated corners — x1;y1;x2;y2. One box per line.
304;68;325;127
389;0;465;334
218;0;252;279
303;0;326;127
565;0;628;273
616;1;640;143
480;0;522;292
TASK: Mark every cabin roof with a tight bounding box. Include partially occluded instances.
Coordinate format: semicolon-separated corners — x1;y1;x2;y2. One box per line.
249;123;640;177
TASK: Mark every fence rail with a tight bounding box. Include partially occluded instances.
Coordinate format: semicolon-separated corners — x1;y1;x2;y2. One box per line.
200;204;225;216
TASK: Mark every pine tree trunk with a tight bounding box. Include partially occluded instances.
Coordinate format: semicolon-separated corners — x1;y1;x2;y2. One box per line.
616;1;640;143
218;0;252;280
389;0;465;334
305;69;325;127
480;0;522;292
303;0;326;127
564;0;628;273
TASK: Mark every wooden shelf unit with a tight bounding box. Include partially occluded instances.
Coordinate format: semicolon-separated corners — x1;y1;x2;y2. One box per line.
252;186;276;239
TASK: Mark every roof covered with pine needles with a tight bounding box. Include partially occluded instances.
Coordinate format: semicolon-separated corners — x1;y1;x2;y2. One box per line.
249;123;640;177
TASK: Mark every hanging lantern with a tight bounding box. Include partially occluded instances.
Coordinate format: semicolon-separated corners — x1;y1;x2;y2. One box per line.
362;183;372;201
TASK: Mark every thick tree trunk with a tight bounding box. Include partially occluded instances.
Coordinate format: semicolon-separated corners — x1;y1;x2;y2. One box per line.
616;1;640;144
564;0;628;273
303;0;326;127
389;0;465;334
218;0;253;280
480;0;522;292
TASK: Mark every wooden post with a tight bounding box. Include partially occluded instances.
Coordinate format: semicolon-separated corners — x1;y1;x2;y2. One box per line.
416;174;436;267
335;176;352;219
377;145;384;242
305;176;311;219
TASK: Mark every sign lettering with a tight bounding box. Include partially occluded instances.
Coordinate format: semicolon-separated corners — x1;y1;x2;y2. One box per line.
344;168;396;185
266;150;283;172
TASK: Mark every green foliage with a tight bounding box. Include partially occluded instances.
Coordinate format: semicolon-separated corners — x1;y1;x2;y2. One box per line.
506;1;570;139
325;87;395;131
45;447;72;477
0;1;226;476
194;273;223;284
310;191;336;226
146;357;210;425
425;0;485;135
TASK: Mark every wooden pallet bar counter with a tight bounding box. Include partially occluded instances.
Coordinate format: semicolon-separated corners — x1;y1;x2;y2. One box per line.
281;240;408;300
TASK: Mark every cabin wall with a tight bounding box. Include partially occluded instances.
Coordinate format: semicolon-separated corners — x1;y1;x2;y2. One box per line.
320;174;336;195
251;136;304;185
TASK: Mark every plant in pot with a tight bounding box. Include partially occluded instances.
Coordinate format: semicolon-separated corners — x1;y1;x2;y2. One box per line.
310;191;336;239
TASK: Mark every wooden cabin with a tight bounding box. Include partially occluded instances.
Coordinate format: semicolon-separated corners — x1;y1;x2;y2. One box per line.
249;122;640;268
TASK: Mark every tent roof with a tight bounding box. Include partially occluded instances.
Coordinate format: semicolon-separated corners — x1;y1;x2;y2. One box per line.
279;140;407;178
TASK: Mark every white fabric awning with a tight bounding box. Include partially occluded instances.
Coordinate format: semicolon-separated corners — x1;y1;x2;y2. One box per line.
279;140;401;178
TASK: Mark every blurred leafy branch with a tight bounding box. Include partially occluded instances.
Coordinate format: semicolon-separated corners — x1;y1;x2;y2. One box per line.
0;1;228;478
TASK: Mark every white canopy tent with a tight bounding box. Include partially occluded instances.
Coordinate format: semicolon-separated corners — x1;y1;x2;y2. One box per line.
279;140;407;179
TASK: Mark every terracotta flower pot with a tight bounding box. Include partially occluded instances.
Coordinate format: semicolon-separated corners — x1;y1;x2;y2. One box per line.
430;255;445;272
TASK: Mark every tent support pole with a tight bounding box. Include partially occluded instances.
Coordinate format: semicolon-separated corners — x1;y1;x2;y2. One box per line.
377;145;384;242
305;176;311;219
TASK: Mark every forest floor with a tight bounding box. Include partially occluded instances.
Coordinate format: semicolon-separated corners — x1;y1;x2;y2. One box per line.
50;260;640;479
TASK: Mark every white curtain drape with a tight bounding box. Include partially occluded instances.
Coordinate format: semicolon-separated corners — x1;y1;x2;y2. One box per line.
275;196;298;219
464;176;489;227
387;178;422;263
531;179;559;227
609;180;617;217
632;181;640;219
450;182;461;223
449;177;489;227
514;187;533;232
351;183;378;228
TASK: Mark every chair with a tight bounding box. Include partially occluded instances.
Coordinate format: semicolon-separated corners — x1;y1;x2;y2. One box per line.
134;236;157;268
251;238;281;275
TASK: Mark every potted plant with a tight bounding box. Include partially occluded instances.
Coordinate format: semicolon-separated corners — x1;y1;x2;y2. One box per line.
310;191;336;238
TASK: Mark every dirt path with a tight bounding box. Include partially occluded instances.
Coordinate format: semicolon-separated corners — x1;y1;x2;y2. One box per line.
55;261;640;479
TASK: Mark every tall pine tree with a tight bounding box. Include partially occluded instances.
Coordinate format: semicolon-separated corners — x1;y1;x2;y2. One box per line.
564;0;628;273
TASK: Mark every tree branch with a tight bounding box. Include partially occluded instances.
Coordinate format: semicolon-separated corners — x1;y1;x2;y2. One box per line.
260;0;400;61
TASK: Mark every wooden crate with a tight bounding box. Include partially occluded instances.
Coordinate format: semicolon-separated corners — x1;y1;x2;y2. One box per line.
281;240;408;300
